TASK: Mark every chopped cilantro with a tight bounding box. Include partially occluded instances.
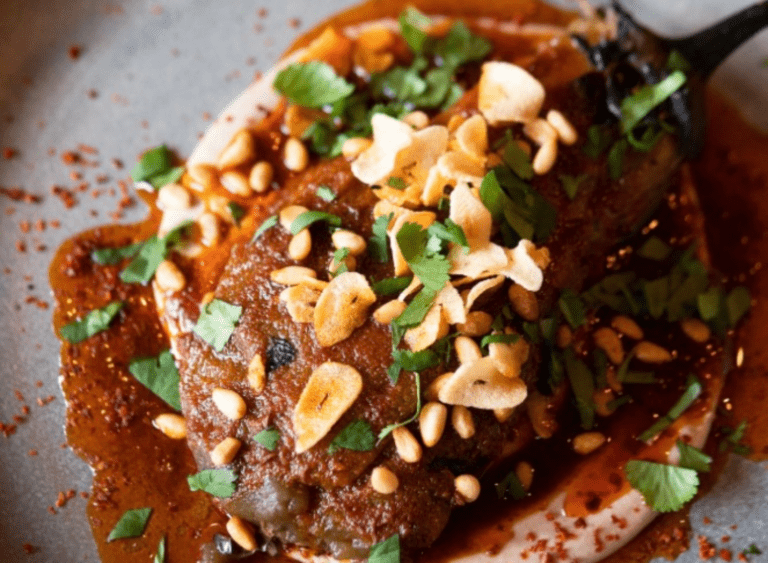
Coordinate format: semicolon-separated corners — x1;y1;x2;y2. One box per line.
107;507;152;542
583;125;612;158
427;219;469;253
398;7;432;54
608;139;628;180
480;333;520;349
393;287;438;330
558;289;587;329
128;349;181;411
153;536;166;563
726;286;751;327
131;145;171;184
187;468;238;498
372;276;413;296
290;210;342;234
637;374;701;442
315;185;336;201
253;428;280;451
643;276;669;319
559;174;587;200
387;176;407;190
677;441;712;473
273;61;355;108
502;136;534;180
328;419;376;454
228;202;245;225
743;544;762;556
666;50;691;73
624;460;698;512
369;213;393;263
388;348;438;383
252;214;278;241
495;469;527;500
396;222;451;293
620;71;687;134
564;350;595;430
148;165;185;190
719;420;751;455
379;375;422;440
638;236;672;261
120;221;191;285
332;247;351;275
60;301;123;344
91;241;143;265
368;534;400;563
433;20;492;68
193;299;243;352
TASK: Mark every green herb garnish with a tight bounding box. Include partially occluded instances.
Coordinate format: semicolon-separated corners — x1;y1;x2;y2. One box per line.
107;507;152;542
273;61;355;107
253;428;280;451
559;174;587;200
624;460;698;512
60;301;123;344
495;470;527;500
372;276;413;296
187;468;238;498
638;236;672;261
558;289;587;329
368;533;400;563
128;349;181;411
583;125;613;158
252;214;278;241
91;242;143;265
379;374;422;439
387;176;408;190
396;222;451;293
316;185;336;201
131;145;183;189
719;420;751;455
480;333;520;349
290;210;342;235
637;374;701;442
677;441;712;473
328;419;376;454
369;213;393;263
119;221;191;284
564;349;595;430
228;202;245;225
608;139;628;180
153;536;166;563
193;299;243;352
620;71;687;134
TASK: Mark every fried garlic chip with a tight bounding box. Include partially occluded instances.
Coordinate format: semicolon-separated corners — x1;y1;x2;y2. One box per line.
313;272;376;346
438;356;527;410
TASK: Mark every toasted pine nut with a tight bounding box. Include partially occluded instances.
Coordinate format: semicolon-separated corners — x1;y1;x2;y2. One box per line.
455;336;482;365
556;324;573;349
283;137;309;172
403;111;429;130
332;230;367;256
248;353;266;394
288;230;312;261
455;474;481;503
374;300;407;325
249;161;274;193
186;163;218;191
419;401;447;448
593;327;624;365
526;390;558;439
211;437;242;465
532;138;558;175
634;341;673;364
201;291;215;305
494;408;515;423
220;170;252;197
524;118;558;146
270;266;317;285
218;129;257;169
341;137;372;159
153;413;186;439
198;212;222;247
611;315;644;340
328;253;356;274
371;466;399;494
680;318;711;343
279;205;309;229
516;461;534;491
154;259;186;292
546;109;578;145
447;114;465;133
212;388;247;420
451;405;475;439
456;311;493;337
508;284;539;321
392;426;422;463
594;388;617;417
572;432;606;455
226;516;257;552
605;365;622;393
157;183;192;210
425;372;453;402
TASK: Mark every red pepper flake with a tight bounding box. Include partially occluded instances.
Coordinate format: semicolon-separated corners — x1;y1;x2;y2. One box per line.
51;185;77;208
80;491;89;499
150;4;163;15
288;17;301;28
721;549;733;561
87;88;99;99
202;111;212;121
21;405;30;415
22;543;37;554
95;174;109;184
47;506;56;515
254;23;264;33
15;240;26;253
2;147;16;159
111;93;129;106
34;219;45;231
50;219;61;228
61;151;79;165
258;7;268;17
703;517;713;525
66;489;76;499
55;491;66;508
0;186;41;203
14;390;24;401
722;536;731;543
28;449;37;456
67;44;82;60
698;535;717;560
35;380;43;388
3;424;17;437
13;415;25;423
19;220;30;233
739;554;748;562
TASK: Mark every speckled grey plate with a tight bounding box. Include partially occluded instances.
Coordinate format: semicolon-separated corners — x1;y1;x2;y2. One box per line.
0;1;766;562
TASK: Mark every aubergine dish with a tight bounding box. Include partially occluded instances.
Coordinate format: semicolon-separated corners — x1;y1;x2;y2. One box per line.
51;1;768;562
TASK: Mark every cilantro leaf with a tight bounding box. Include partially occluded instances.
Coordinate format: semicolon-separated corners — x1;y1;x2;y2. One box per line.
60;301;123;344
128;349;181;411
368;534;400;563
558;289;586;329
398;7;432;53
564;349;595;430
638;236;672;261
253;428;280;451
153;537;166;563
369;213;393;263
379;374;422;439
559;174;588;200
502;138;534;180
131;145;172;183
677;441;712;473
148;165;185;190
387;176;407;190
396;222;450;293
480;333;520;349
92;242;143;265
371;276;413;296
620;71;687;134
433;21;492;68
583;125;613;158
316;185;336;201
273;61;354;108
252;214;278;241
637;374;701;442
719;420;751;455
107;507;152;542
290;210;342;234
608;139;628;180
328;419;376;454
624;460;698;512
495;470;526;500
193;299;243;352
726;286;750;327
666;50;691;73
119;222;190;285
228;202;245;225
187;468;238;498
393;287;437;329
427;219;469;253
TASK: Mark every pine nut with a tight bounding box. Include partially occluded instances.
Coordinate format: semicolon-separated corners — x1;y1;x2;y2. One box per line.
154;259;186;292
425;372;452;401
634;341;673;364
212;388;247;420
186;163;217;191
419;401;447;447
201;291;215;305
226;516;257;552
249;161;274;193
248;353;266;394
279;205;309;229
532;138;558;175
370;466;399;494
210;437;242;465
572;432;607;455
157;183;192;210
546;109;578;145
374;300;407;325
556;324;573;349
494;408;515;422
611;315;644;340
283;137;309;172
198;212;222;246
605;365;622;393
455;336;482;365
218;129;257;169
526;390;558;439
515;461;534;491
332;230;367;256
220;170;252;197
456;311;493;337
328;253;356;274
454;474;481;503
680;318;711;343
451;405;475;439
288;230;312;261
153;413;187;439
270;266;317;285
593;327;624;365
524;118;558;146
403;111;429;129
508;284;539;321
341;137;372;159
392;426;422;463
594;388;617;417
